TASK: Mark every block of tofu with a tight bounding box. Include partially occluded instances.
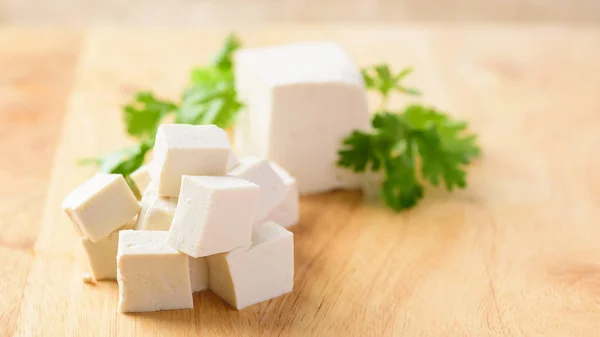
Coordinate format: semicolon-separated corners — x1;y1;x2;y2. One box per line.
234;42;370;195
263;163;299;228
117;230;193;313
81;219;136;281
168;176;260;258
207;221;294;310
62;173;141;242
228;157;287;223
136;188;177;231
190;257;209;293
130;165;152;196
227;149;240;171
150;124;231;197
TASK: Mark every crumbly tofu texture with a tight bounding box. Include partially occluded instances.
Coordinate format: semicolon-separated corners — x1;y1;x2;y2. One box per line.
207;221;294;310
150;124;231;197
263;163;299;228
228;157;287;223
62;173;141;242
168;176;260;258
190;257;209;293
130;165;152;196
81;220;136;281
117;230;193;313
136;188;177;231
234;42;369;195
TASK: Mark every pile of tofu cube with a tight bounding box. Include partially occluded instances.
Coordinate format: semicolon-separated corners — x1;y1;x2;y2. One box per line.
61;40;377;313
62;124;298;312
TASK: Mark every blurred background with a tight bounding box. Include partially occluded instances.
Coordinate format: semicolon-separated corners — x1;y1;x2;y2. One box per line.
1;0;599;24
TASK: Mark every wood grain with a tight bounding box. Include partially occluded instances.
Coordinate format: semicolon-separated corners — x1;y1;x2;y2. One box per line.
0;28;81;337
2;25;600;336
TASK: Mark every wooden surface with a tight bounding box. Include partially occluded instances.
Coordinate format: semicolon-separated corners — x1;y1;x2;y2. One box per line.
2;0;600;24
2;25;600;336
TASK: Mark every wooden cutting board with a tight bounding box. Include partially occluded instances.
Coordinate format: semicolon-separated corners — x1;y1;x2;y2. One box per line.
2;25;600;336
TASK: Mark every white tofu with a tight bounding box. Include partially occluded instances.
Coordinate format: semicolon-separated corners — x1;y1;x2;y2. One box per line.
189;257;209;293
62;173;141;242
117;230;193;313
227;157;287;223
167;176;260;258
130;165;152;196
207;221;294;310
81;219;136;281
150;124;231;197
136;188;177;231
234;42;370;195
227;148;240;171
263;163;299;228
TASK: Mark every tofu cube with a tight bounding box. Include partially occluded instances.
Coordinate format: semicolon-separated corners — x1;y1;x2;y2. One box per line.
227;148;240;171
190;257;209;293
168;176;260;258
150;124;231;197
117;230;193;313
81;219;136;281
234;42;370;195
130;165;152;196
207;221;294;310
62;173;141;242
136;188;177;231
264;163;299;228
228;157;287;223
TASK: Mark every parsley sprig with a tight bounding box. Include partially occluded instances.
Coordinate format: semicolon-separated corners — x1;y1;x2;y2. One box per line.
338;64;480;211
80;34;243;177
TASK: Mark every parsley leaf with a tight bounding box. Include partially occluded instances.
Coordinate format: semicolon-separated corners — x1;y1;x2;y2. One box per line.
339;64;480;211
338;130;381;172
212;34;242;72
177;67;242;128
176;35;243;128
81;34;243;178
123;91;177;139
381;154;424;210
338;108;479;211
79;140;152;175
361;64;421;103
405;105;480;189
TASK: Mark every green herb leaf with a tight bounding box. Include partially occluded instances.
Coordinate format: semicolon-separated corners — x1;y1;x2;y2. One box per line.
338;106;480;211
361;64;421;99
404;105;480;189
342;64;479;211
212;34;242;71
80;141;152;177
123;91;177;139
177;34;243;128
373;64;396;98
177;68;242;128
381;154;424;211
338;130;381;172
81;33;244;181
361;69;375;89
